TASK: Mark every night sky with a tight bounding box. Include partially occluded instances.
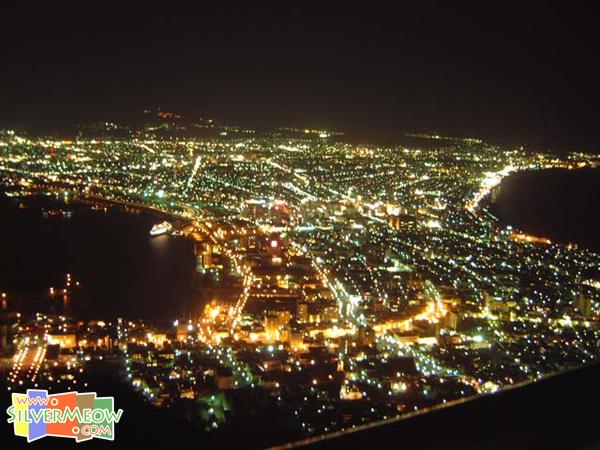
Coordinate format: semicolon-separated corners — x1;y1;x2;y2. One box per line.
1;4;598;149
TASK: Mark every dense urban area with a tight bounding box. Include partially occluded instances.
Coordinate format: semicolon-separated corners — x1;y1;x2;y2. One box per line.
1;112;600;445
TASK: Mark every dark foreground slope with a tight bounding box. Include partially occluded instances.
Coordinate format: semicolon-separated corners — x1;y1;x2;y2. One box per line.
2;362;600;449
282;363;600;450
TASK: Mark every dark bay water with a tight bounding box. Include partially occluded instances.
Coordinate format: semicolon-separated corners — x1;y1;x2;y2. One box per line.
0;196;203;323
490;168;600;253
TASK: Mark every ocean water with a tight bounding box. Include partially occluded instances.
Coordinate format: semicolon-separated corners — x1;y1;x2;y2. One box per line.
489;168;600;253
0;196;202;323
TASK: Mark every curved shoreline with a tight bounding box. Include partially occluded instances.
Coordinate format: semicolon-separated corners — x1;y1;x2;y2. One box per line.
0;193;201;322
75;193;193;223
483;166;600;253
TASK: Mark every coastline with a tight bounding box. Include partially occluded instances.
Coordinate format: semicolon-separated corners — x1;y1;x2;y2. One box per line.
483;166;600;253
0;192;201;323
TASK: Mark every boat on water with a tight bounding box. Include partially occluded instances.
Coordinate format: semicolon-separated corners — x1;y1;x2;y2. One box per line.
42;209;74;218
150;221;173;236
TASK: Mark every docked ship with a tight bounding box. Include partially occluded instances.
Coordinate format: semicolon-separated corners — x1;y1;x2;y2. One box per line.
150;221;173;236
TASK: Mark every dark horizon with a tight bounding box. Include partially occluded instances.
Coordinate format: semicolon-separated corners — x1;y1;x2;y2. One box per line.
1;4;598;151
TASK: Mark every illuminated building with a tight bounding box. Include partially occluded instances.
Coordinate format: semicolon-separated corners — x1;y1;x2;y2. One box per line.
47;333;77;349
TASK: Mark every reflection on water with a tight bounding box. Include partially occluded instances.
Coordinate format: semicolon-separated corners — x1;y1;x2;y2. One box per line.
0;196;204;324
